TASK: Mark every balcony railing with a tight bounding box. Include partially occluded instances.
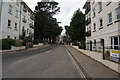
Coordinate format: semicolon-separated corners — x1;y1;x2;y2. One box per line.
86;30;91;37
86;18;91;25
23;18;27;23
29;23;34;28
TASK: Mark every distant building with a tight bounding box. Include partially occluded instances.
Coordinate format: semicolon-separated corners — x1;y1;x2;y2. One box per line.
41;0;50;2
83;0;120;50
1;0;34;39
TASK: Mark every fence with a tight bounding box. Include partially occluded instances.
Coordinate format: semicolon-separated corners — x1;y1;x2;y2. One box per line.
73;40;120;63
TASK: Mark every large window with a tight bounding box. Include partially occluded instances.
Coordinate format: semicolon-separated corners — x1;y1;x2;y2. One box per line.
111;36;120;50
116;7;120;20
108;12;112;23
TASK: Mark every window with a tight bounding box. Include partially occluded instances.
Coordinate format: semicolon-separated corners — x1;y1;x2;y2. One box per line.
22;26;25;32
15;10;18;17
100;39;104;47
99;18;103;27
99;2;102;11
108;12;112;23
93;8;95;17
93;23;96;31
111;36;120;50
27;29;29;34
15;23;17;29
7;36;10;38
8;20;11;26
14;37;16;39
94;40;96;46
116;7;120;20
8;5;12;13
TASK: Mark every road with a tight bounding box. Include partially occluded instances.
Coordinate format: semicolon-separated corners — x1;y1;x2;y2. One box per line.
2;44;81;78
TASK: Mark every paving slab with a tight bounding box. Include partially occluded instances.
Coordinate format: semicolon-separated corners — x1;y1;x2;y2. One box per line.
66;45;119;79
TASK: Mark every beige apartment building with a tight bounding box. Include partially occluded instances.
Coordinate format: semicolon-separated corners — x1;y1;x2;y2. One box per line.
1;0;34;39
83;0;120;51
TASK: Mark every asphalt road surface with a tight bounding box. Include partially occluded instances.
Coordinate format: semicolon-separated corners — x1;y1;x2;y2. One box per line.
2;44;81;78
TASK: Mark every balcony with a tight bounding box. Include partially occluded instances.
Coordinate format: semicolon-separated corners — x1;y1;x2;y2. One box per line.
85;6;91;14
86;30;91;37
29;23;34;28
23;18;27;23
23;8;27;13
86;18;91;25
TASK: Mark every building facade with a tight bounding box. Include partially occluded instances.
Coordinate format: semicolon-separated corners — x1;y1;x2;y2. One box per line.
1;0;34;39
83;0;120;51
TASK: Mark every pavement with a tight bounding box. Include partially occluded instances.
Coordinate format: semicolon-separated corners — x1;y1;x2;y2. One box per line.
66;45;120;79
2;44;81;78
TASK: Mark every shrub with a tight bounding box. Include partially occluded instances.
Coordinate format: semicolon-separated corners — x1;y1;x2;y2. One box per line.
2;39;11;50
2;38;15;46
15;40;23;47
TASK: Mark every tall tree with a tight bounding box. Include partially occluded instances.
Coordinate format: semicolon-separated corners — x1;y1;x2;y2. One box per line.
65;9;85;42
34;1;62;42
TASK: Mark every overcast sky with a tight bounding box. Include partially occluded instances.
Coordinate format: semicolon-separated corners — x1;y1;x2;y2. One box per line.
24;0;87;35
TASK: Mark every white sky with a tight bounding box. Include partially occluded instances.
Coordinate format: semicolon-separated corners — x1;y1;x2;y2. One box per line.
24;0;87;35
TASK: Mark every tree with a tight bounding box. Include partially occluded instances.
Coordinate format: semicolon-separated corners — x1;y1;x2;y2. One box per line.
34;1;62;42
65;9;85;42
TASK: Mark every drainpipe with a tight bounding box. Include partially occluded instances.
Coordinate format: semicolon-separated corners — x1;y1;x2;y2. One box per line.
0;0;2;39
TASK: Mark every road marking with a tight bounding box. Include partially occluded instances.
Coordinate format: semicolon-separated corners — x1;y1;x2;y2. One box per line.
66;48;87;80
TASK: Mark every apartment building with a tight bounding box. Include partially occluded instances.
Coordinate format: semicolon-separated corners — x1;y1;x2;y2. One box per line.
83;0;120;51
1;0;34;39
20;2;34;38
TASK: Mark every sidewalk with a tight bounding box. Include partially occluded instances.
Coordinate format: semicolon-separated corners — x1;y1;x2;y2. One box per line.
2;44;49;55
66;45;119;78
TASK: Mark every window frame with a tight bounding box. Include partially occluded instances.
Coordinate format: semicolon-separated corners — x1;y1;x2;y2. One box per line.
111;36;120;50
108;12;112;23
116;7;120;20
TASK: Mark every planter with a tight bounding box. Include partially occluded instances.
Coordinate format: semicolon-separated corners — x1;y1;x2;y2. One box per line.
11;46;25;51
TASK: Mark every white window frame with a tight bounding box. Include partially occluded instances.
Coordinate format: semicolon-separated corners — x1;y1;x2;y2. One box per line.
108;12;112;23
116;7;120;20
111;36;120;50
